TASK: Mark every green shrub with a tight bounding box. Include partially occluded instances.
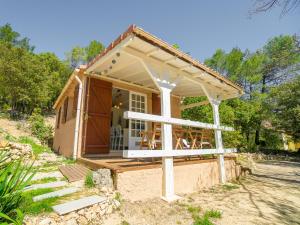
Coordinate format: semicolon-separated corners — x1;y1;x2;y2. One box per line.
204;209;222;219
18;136;51;155
121;221;130;225
187;206;201;219
114;192;122;202
0;151;36;223
193;216;213;225
84;172;95;188
0;209;24;225
28;108;53;145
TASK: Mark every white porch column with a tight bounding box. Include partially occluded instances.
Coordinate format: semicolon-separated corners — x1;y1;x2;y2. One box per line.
211;99;226;184
160;86;178;201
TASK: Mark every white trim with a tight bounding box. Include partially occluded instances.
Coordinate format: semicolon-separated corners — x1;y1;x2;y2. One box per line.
128;91;148;149
180;100;210;110
88;74;159;94
123;148;237;158
124;111;234;131
73;76;83;160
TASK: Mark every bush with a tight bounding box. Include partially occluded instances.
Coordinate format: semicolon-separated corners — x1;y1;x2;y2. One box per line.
0;151;36;223
28;108;53;145
18;136;51;155
84;172;95;188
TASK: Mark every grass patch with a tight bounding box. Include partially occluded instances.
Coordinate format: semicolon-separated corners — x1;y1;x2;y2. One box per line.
184;204;222;225
29;177;58;185
62;158;76;164
4;133;17;142
187;206;201;219
84;172;95;188
222;183;239;191
194;216;214;225
114;192;122;202
121;221;130;225
203;209;222;219
18;136;51;155
20;188;58;215
38;165;59;173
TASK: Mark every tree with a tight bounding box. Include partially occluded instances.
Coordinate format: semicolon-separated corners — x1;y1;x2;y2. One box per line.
0;42;48;114
0;23;34;51
268;76;300;140
38;52;72;109
65;46;85;69
252;0;300;16
85;40;105;62
0;42;71;115
65;40;105;68
188;35;300;151
260;35;300;93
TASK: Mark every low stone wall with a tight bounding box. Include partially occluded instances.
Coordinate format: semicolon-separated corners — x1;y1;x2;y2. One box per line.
116;158;241;201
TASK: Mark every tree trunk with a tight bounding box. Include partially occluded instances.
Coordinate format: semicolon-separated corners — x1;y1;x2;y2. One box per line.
255;129;260;146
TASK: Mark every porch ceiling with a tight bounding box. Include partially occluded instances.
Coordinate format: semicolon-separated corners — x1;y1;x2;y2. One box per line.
86;27;243;99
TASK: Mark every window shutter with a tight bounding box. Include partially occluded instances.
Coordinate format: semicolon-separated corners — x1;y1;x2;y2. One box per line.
56;107;61;128
63;97;69;123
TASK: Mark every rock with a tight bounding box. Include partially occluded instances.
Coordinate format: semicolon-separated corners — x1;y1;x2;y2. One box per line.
4;142;33;160
106;205;113;214
39;152;58;163
93;169;113;189
112;199;121;209
39;218;53;225
65;218;78;225
77;216;88;224
77;209;85;216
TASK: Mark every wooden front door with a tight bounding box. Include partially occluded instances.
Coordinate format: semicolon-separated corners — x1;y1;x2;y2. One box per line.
82;78;112;154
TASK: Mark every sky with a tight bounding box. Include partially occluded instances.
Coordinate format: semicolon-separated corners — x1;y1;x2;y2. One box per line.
0;0;298;62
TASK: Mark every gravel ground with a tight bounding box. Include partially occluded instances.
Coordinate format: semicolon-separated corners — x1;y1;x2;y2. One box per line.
103;160;300;225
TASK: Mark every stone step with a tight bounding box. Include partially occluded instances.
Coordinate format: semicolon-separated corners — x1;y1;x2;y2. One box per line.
24;181;68;191
33;187;80;202
31;171;64;181
52;195;106;215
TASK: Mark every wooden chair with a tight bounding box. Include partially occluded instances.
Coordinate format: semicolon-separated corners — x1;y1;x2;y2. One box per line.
198;130;213;148
173;127;190;149
139;123;161;150
187;129;202;149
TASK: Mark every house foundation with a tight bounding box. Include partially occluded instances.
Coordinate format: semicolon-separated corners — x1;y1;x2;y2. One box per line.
116;157;241;201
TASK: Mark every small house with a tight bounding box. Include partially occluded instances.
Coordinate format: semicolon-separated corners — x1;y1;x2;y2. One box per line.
53;25;244;201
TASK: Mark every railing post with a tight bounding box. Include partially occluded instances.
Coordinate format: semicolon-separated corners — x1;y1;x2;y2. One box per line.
211;99;226;184
160;86;178;201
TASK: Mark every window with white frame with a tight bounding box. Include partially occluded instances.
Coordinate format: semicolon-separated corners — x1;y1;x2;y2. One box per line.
130;93;146;137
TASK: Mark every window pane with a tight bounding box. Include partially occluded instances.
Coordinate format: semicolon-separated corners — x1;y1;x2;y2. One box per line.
132;101;136;108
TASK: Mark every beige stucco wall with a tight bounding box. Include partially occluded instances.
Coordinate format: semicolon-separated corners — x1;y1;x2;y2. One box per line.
53;89;77;158
116;158;240;201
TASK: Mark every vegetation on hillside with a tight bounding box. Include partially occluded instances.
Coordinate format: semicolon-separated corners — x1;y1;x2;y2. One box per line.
0;23;104;116
183;35;300;151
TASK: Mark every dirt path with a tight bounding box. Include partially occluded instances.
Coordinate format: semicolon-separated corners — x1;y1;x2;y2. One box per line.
103;160;300;225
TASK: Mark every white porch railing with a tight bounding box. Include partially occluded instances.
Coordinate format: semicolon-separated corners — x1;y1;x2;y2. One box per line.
123;111;236;158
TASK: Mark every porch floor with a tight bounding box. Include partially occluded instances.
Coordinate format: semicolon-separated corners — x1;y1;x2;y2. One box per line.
77;155;237;173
